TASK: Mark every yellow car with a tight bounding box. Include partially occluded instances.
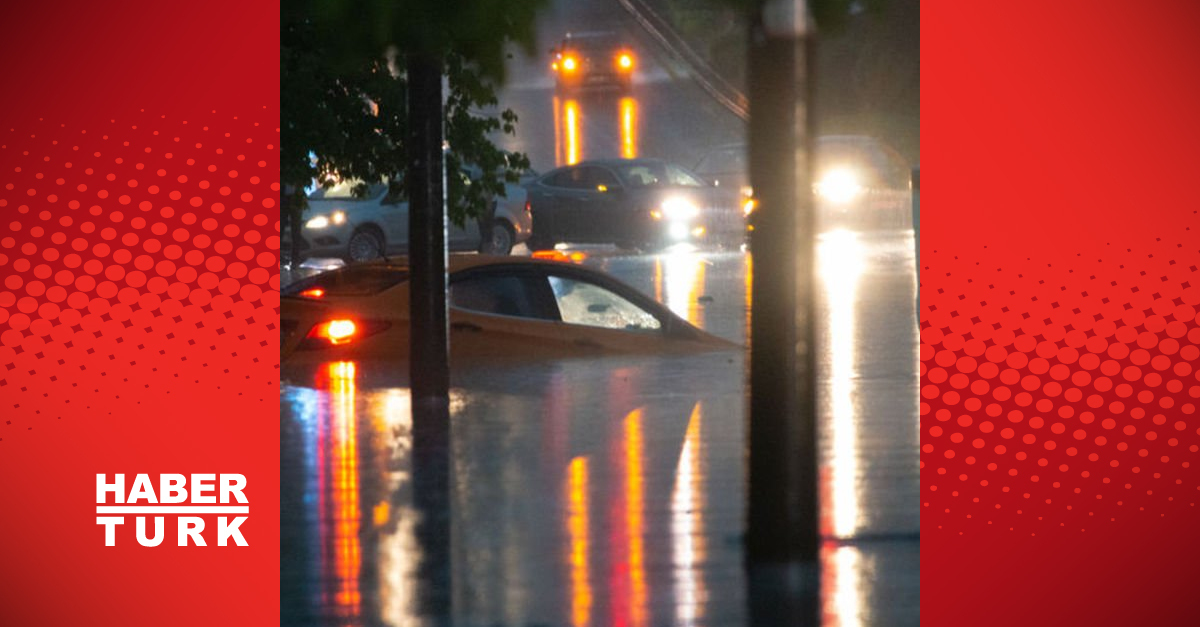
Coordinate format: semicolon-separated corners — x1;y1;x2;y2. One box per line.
280;255;737;366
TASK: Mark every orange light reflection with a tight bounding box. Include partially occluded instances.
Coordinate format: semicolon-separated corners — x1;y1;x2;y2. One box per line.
564;99;582;166
567;457;593;627
619;97;638;159
325;362;362;621
624;408;648;627
553;95;563;167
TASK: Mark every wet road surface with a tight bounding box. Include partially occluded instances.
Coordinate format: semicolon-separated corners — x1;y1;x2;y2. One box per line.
282;0;917;622
280;231;919;627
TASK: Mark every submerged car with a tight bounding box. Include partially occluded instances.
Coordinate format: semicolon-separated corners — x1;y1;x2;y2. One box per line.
551;31;636;93
285;172;533;263
525;158;745;251
693;135;913;230
280;255;737;365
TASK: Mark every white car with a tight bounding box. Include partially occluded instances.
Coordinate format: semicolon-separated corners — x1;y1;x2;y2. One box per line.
287;174;533;262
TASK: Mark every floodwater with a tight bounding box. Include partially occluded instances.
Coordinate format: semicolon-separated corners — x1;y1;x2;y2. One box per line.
282;0;917;621
280;230;920;626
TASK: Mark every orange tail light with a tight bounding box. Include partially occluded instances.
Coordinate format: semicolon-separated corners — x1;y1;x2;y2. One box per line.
300;318;390;349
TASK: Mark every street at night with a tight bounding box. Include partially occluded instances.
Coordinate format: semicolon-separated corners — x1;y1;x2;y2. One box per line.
280;0;918;624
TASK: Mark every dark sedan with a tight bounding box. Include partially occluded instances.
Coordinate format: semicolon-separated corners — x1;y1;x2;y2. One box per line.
525;158;745;251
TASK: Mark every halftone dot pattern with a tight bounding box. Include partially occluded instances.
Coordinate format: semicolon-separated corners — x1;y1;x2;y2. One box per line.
920;228;1200;534
0;109;280;443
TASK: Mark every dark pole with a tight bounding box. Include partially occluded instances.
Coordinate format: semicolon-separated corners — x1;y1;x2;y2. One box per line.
747;0;818;564
746;0;819;620
406;50;451;622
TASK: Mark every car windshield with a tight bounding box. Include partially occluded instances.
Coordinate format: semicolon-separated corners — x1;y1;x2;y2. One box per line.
549;276;662;331
564;32;620;53
283;266;410;297
614;162;705;188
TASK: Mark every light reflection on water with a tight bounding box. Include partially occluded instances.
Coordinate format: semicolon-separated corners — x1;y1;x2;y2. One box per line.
280;236;918;626
820;230;865;539
552;93;641;167
671;404;707;627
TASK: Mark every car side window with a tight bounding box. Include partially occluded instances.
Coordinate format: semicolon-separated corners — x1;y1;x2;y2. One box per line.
548;275;662;331
581;166;620;191
666;164;705;187
617;165;660;188
546;167;590;190
450;274;559;321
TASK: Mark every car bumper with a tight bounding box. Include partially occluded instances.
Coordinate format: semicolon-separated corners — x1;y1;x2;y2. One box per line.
281;223;356;260
651;210;744;245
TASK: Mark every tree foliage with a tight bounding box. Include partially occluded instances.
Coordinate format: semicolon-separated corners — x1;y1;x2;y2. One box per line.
280;0;548;246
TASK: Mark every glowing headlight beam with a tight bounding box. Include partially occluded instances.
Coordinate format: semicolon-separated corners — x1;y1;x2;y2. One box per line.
816;168;864;204
661;197;699;221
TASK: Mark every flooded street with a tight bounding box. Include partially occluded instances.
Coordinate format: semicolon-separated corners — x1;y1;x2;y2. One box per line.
280;230;919;626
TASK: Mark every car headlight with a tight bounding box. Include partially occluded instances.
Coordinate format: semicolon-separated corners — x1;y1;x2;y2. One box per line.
305;211;346;229
816;168;864;204
660;197;699;221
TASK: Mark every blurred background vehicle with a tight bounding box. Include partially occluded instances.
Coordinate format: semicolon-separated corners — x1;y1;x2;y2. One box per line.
814;135;912;230
551;30;636;94
524;157;745;252
281;255;736;364
284;171;533;263
693;135;913;231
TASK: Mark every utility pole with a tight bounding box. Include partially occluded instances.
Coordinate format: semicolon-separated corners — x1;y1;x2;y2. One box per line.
745;0;819;622
406;50;452;622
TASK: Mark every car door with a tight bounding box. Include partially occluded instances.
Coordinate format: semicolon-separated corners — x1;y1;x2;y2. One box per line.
448;169;484;250
575;166;625;242
447;268;578;362
534;167;597;242
375;187;409;255
529;169;574;241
